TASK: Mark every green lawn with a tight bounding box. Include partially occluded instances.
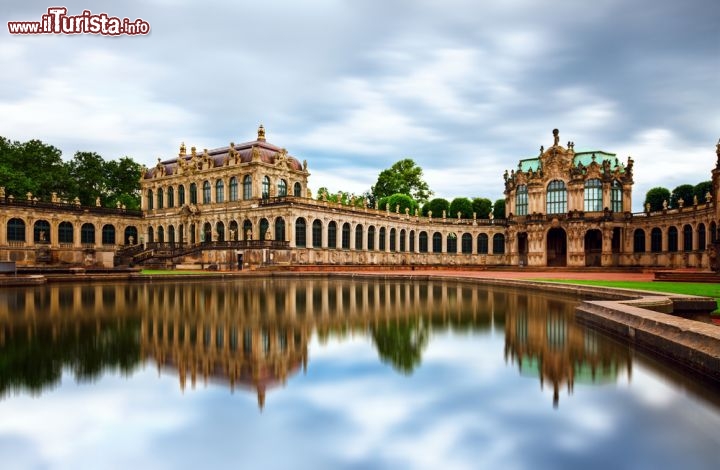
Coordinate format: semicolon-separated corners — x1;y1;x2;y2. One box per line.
536;279;720;313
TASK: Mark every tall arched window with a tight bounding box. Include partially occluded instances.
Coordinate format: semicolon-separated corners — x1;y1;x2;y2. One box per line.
178;185;186;205
148;226;154;244
260;219;269;241
367;226;375;250
102;225;115;245
711;221;717;243
295;218;307;247
341;223;350;249
294;182;302;197
243;175;253;199
379;227;386;251
229;221;238;241
477;233;489;254
355;225;363;250
492;234;505;254
546;180;567;214
229;177;238;201
668;226;678;252
633;229;646;253
698;223;706;252
278;179;287;197
158;226;165;243
216;221;225;242
274;218;285;242
124;226;137;245
516;185;528;216
328;221;337;248
409;230;415;252
59;221;74;244
419;231;428;253
262;176;270;199
312;220;322;248
461;233;472;253
202;181;211;204
400;229;406;252
584;179;602;212
167;186;175;208
81;223;95;245
168;225;176;244
147;190;153;210
611;180;623;212
683;224;693;252
389;228;397;251
432;232;442;253
216;180;225;203
650;228;662;253
157;188;164;209
447;233;457;253
33;220;50;243
243;219;253;240
189;183;197;204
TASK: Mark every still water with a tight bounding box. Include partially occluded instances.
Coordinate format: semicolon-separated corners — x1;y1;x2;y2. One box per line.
0;278;719;470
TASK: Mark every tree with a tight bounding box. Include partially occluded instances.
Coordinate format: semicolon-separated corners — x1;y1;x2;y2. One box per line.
105;157;143;210
68;151;107;206
472;197;492;218
421;198;449;217
378;193;418;215
670;184;695;208
371;158;432;204
315;187;364;207
493;199;506;218
449;197;473;219
371;319;428;375
644;187;670;211
0;137;72;200
693;181;712;203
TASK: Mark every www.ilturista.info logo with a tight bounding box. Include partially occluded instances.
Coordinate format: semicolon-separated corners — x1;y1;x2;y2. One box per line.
8;7;150;35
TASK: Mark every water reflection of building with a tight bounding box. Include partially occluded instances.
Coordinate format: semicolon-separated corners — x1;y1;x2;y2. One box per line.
504;293;632;407
1;280;632;408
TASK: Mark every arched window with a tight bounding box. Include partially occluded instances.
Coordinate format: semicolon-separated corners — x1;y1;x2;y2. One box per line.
178;185;186;205
202;181;211;204
227;177;237;201
698;223;706;252
390;228;397;251
432;232;442;253
611;180;623;212
59;221;74;244
33;220;50;243
260;219;269;241
243;175;253;199
278;179;287;197
379;227;386;251
355;224;363;250
683;224;693;252
124;226;137;245
341;223;351;249
516;185;528;216
312;220;322;248
668;226;678;252
216;221;225;242
295;218;307;247
168;225;176;244
328;221;337;248
461;233;472;254
584;179;602;212
633;229;646;253
477;233;489;254
409;230;415;252
399;229;406;252
419;231;428;253
147;189;153;210
243;219;253;240
216;180;225;203
547;180;567;214
447;233;457;253
492;234;505;254
650;228;662;253
189;183;197;204
81;223;95;245
294;182;302;197
167;186;175;208
710;221;717;243
102;225;115;245
229;220;238;241
262;176;270;199
367;226;375;250
157;188;164;209
274;218;285;242
157;226;165;243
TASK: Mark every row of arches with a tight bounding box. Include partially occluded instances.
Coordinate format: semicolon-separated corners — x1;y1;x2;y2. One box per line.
632;222;717;253
147;176;303;210
5;218;138;246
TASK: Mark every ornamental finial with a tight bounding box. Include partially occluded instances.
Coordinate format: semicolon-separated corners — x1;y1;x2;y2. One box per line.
258;124;266;142
552;128;559;147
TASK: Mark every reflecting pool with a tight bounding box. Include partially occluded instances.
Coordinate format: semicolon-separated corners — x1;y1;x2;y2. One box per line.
1;279;719;469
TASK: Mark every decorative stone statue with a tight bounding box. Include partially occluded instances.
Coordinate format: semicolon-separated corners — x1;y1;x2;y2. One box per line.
645;202;651;212
552;128;559;147
678;198;684;208
693;195;698;206
662;199;668;210
95;197;101;207
706;191;713;203
442;210;446;219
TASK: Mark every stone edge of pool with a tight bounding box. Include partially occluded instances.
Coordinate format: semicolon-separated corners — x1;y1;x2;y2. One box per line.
1;270;719;382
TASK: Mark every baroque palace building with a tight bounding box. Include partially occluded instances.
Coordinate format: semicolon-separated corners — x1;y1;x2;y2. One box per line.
0;126;718;269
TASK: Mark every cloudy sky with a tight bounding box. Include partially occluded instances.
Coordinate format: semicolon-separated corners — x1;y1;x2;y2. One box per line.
2;0;718;210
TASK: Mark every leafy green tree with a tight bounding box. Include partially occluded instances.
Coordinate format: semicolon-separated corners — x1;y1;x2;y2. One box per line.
371;158;432;204
68;151;107;206
104;157;143;210
644;187;670;211
0;137;72;200
315;187;364;207
371;320;428;375
472;197;492;218
693;181;712;203
493;199;506;218
670;184;695;208
421;198;449;217
449;197;473;218
378;193;418;214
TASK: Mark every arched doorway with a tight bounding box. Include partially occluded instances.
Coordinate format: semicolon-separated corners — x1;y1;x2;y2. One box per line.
584;229;602;267
546;228;567;266
517;232;528;266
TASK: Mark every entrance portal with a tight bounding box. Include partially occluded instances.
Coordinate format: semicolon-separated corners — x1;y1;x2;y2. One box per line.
518;232;528;266
546;228;567;267
584;229;602;267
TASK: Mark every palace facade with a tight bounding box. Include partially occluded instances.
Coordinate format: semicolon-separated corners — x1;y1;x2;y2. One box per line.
1;126;718;269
